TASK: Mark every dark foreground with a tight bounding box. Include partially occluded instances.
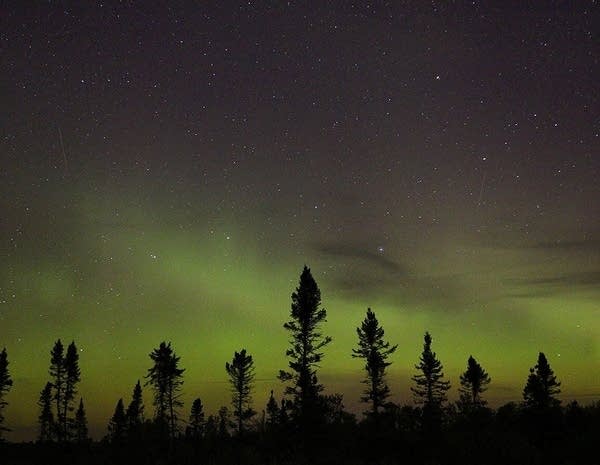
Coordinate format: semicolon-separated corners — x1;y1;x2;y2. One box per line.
2;403;598;465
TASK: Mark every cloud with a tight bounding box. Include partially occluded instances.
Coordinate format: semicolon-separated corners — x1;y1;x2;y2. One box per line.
312;240;481;313
313;242;407;274
526;238;600;251
506;270;600;289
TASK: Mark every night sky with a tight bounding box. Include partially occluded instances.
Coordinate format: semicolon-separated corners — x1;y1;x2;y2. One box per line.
1;2;598;441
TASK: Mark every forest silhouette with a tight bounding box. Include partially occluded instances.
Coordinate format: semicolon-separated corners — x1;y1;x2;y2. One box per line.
0;266;598;465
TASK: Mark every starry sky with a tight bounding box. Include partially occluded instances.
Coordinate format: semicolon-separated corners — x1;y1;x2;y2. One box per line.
1;2;599;441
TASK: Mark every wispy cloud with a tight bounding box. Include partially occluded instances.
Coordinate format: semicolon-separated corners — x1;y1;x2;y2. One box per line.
506;270;600;289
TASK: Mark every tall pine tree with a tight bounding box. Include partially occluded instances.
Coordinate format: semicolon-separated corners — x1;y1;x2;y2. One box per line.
411;332;450;429
63;341;81;440
188;398;205;439
38;382;54;442
108;398;127;443
145;341;185;439
458;355;491;412
523;352;561;410
49;339;66;440
226;349;255;435
352;308;397;415
74;398;88;443
0;348;13;440
278;266;332;427
265;390;280;429
126;380;144;433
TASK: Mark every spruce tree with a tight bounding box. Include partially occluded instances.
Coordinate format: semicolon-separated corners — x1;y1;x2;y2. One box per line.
352;308;397;415
523;352;561;410
217;406;230;438
0;348;13;440
458;355;491;411
188;398;205;439
278;266;332;426
145;341;185;439
63;341;81;440
126;380;144;433
265;390;280;428
226;349;256;435
108;398;127;443
49;339;66;441
74;398;88;443
411;332;450;428
38;382;54;442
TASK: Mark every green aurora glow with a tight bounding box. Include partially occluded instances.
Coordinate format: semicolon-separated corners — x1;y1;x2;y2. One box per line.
1;178;598;440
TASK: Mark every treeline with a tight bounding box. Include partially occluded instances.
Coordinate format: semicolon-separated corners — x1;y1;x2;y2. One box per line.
0;266;598;465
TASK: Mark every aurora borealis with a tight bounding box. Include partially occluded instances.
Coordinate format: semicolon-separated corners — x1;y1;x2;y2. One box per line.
1;2;598;441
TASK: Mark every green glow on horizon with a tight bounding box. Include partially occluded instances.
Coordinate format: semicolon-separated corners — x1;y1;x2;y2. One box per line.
1;184;598;441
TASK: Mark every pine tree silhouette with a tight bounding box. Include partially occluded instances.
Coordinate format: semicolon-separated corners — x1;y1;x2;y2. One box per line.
126;380;144;433
226;349;256;435
265;390;280;429
74;398;88;443
108;398;127;443
0;348;12;440
278;265;332;427
49;339;66;441
523;352;561;410
63;341;81;440
217;406;230;438
145;341;185;439
458;355;491;411
37;382;54;442
411;332;450;429
188;398;205;439
352;308;397;415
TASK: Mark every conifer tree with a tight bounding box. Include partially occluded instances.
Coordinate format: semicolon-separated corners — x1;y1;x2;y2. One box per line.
49;339;66;441
352;308;397;415
63;341;81;440
108;398;127;443
204;414;217;440
126;380;144;432
0;348;13;440
145;341;185;439
523;352;561;410
265;390;280;428
458;355;491;411
74;398;88;443
188;398;205;439
278;266;332;425
38;382;54;442
411;332;450;427
226;349;256;435
217;406;230;438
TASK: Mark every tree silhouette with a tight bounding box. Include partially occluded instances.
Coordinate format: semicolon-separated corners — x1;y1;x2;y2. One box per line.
352;308;397;415
265;390;280;429
411;332;450;428
126;380;144;433
523;352;561;410
74;398;88;443
46;339;81;442
38;382;54;442
145;341;185;439
458;355;491;411
217;406;230;438
49;339;66;441
278;265;332;426
188;398;205;439
226;349;256;435
63;341;81;440
108;398;127;443
0;348;13;440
